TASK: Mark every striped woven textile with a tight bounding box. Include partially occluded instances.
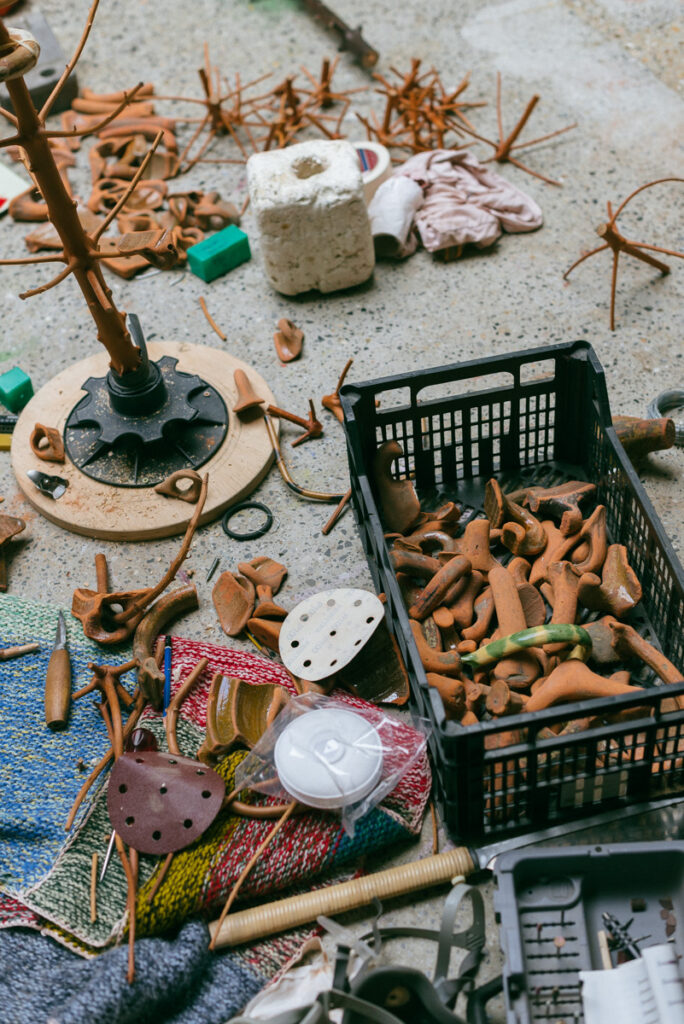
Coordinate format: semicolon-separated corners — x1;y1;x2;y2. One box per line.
0;597;431;955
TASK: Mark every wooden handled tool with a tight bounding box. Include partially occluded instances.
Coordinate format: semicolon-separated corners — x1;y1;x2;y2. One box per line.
45;611;72;730
209;846;476;948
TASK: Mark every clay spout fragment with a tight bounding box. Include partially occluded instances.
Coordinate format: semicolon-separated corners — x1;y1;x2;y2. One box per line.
507;480;596;536
577;544;642;618
485;478;546;557
390;549;441;580
233;369;264;417
273;318;304;362
432;606;459;650
529;520;581;586
486;679;529;716
570;505;607;577
449;570;484;630
525;659;641;712
461;585;495;643
545;560;580;652
30;423;65;463
452;518;498;574
426;673;467;719
488;564;541;688
373;439;421;534
408;555;471;621
410;620;462;676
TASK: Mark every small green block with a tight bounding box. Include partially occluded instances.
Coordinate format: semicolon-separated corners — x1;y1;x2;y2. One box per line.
0;366;33;412
186;225;251;283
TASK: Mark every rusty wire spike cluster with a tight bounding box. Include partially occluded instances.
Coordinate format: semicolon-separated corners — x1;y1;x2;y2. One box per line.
157;51;363;170
356;59;485;158
564;177;684;330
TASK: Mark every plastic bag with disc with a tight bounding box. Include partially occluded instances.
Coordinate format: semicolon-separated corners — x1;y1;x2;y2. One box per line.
235;692;429;836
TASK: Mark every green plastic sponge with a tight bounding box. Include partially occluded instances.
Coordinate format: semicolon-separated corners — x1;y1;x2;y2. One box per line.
0;366;33;412
186;225;251;283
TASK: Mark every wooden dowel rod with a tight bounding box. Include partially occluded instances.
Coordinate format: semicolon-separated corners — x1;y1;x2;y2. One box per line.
209;846;476;948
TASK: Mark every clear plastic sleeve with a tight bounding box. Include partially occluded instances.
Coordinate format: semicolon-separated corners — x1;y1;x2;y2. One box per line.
234;692;430;836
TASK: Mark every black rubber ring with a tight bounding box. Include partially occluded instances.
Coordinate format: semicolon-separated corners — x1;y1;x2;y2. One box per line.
222;501;274;540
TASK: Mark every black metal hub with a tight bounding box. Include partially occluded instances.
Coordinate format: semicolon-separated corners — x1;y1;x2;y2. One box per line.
63;317;228;488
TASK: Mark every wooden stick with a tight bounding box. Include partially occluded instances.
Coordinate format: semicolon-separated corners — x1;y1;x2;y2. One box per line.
90;853;98;922
0;642;40;661
198;296;226;341
321;488;352;535
208;801;297;950
597;929;612;970
146;851;174;904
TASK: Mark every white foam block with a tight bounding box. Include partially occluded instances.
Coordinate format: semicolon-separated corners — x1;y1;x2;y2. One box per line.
247;140;375;295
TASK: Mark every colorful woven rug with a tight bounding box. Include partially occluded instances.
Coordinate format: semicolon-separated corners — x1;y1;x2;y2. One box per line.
0;595;431;956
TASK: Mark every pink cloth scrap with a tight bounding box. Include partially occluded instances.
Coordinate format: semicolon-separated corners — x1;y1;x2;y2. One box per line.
396;148;543;252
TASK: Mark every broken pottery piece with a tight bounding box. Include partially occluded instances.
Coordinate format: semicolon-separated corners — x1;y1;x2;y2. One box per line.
238;556;288;597
154;469;203;503
372;439;421;535
29;423;65;463
200;675;290;763
577;543;642;618
212;572;256;636
507;480;596;536
71;587;148;644
233;369;264;417
569;505;607;577
273;318;304;362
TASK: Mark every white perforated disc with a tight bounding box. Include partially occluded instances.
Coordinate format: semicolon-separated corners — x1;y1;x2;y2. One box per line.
274;708;383;809
279;588;384;681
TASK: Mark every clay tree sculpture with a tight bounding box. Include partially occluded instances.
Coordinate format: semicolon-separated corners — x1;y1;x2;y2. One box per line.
563;178;684;330
0;6;230;494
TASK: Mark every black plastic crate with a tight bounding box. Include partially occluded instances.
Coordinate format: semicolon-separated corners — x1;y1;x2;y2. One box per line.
340;341;684;843
493;842;684;1023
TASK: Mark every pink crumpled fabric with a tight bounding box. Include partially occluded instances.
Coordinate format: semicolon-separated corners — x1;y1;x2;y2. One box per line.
395;148;543;252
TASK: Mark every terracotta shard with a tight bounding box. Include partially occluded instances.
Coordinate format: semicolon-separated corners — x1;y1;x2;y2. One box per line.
212;572;256;636
577;544;642;618
322;358;353;424
30;423;65;463
238;556;288;596
525;660;640;713
200;675;290;763
408;554;471;621
246;616;282;652
273;318;304;362
154;469;203;503
508;480;596;536
233;369;265;417
570;505;608;577
71;588;149;645
373;439;421;534
452;519;498;573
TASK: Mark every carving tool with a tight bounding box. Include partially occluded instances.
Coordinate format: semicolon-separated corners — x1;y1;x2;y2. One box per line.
44;611;72;730
163;634;172;714
26;469;68;499
209;797;680;948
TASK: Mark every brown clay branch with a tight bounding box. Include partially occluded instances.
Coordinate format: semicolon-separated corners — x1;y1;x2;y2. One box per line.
46;83;145;139
19;260;75;300
199;296;227;340
115;475;208;623
39;0;102;121
165;657;209;755
208;801;297;951
0;105;17;126
92;130;163;242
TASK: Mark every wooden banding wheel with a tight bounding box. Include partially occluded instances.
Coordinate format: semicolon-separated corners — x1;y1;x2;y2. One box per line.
12;342;278;540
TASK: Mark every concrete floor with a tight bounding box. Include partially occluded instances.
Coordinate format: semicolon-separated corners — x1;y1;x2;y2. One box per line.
0;0;682;1019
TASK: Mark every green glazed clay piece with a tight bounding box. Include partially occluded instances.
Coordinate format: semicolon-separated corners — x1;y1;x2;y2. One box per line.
461;624;592;668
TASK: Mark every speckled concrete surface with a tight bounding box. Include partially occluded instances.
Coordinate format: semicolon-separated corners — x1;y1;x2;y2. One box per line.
0;0;681;1018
